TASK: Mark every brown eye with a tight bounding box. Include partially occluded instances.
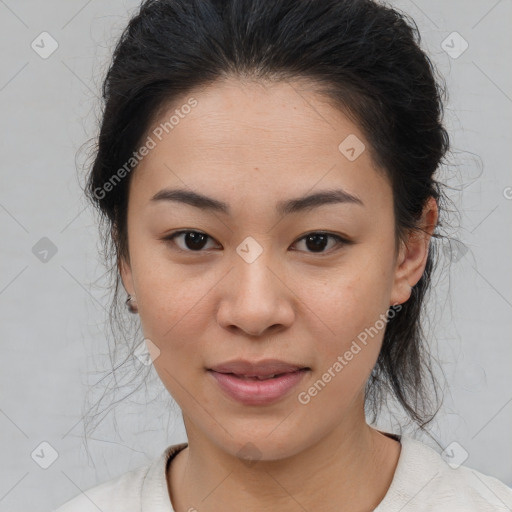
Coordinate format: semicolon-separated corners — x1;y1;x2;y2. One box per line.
292;232;348;254
163;230;219;252
162;230;349;254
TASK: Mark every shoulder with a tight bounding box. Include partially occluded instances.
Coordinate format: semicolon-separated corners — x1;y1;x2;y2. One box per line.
53;465;148;512
53;443;188;512
376;434;512;512
53;460;153;512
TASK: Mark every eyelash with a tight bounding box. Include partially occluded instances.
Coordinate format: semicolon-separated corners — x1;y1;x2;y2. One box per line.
161;230;350;255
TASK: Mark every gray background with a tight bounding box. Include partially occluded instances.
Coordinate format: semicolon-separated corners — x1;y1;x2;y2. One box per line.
0;1;511;510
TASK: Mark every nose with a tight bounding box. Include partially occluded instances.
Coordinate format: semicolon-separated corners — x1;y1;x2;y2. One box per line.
216;251;295;337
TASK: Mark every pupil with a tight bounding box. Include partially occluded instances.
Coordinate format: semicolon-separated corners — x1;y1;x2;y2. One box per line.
185;232;207;250
306;234;327;252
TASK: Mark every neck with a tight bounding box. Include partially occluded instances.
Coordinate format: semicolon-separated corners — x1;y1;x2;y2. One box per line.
168;417;401;512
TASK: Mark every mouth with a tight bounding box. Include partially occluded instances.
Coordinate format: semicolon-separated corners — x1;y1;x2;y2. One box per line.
207;368;310;406
213;370;307;380
207;358;311;378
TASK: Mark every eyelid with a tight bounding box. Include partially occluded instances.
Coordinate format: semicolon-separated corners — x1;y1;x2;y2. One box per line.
292;232;350;252
162;229;221;252
161;229;351;254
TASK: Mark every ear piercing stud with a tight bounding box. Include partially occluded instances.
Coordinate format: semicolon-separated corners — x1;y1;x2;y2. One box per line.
126;294;138;314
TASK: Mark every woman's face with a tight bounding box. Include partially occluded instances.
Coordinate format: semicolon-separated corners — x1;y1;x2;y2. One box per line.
120;78;432;460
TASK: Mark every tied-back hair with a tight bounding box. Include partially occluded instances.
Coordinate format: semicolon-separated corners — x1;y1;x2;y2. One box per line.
83;0;451;438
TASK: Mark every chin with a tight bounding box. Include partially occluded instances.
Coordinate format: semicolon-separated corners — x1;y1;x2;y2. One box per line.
210;428;315;464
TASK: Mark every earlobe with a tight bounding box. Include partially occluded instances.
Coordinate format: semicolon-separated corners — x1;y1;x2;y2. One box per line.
389;238;423;306
390;197;438;306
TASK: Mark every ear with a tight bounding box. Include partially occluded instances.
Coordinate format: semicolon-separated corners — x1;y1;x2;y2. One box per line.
119;255;135;297
390;197;438;306
112;223;135;297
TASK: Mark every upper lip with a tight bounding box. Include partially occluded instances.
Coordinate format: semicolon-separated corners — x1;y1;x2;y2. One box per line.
208;359;309;377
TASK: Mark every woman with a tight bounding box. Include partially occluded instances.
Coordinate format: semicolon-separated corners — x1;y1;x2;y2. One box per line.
55;0;512;510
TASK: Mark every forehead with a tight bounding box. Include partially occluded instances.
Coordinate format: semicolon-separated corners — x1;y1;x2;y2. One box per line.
146;78;364;157
130;77;390;211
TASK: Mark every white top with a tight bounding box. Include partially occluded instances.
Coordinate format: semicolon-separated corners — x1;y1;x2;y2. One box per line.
54;434;512;511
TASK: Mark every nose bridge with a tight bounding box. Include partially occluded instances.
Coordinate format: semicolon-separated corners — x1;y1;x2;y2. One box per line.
234;240;279;306
217;238;293;336
238;248;274;290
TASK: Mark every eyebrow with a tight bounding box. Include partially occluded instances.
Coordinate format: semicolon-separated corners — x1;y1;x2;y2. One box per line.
150;187;364;215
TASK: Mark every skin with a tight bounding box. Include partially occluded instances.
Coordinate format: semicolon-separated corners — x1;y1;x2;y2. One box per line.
119;77;438;512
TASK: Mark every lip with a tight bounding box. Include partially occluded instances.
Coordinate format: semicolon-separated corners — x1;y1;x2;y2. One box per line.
208;368;310;406
208;358;309;378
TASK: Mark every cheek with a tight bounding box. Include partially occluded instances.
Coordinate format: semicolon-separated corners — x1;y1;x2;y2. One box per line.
296;283;388;415
136;266;212;403
137;271;210;344
130;247;223;389
305;256;393;382
128;243;208;347
314;256;393;333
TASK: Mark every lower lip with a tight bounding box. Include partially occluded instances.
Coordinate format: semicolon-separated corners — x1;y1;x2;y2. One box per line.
208;369;309;406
